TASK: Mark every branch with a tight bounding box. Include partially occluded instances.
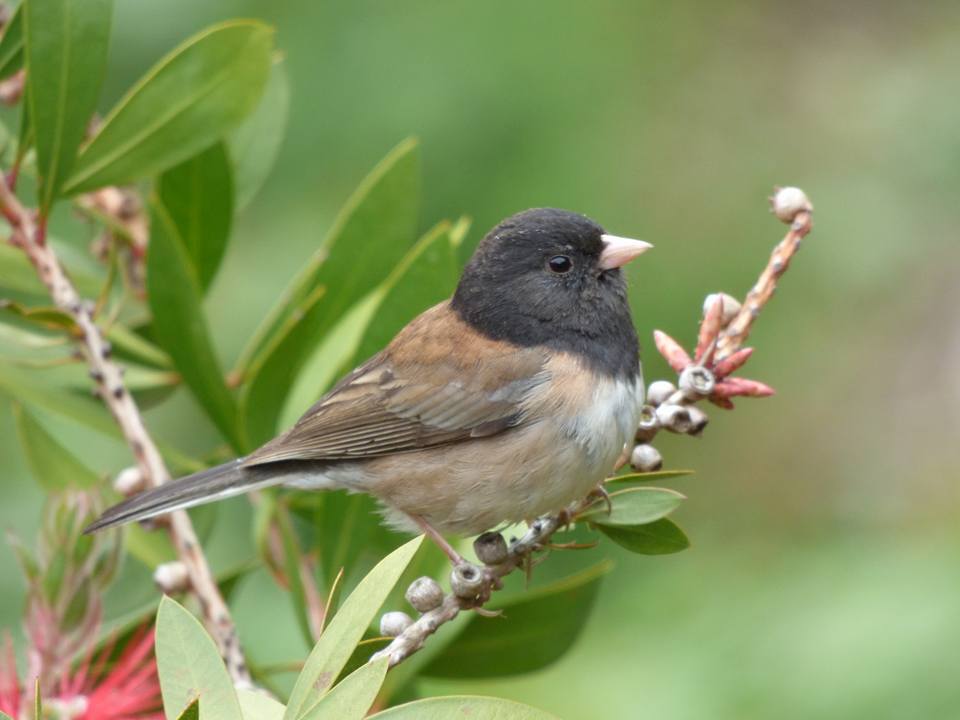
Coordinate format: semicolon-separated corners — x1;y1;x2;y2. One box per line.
0;178;251;686
373;186;815;668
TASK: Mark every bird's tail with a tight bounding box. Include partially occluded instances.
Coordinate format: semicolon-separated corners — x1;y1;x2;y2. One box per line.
84;458;281;534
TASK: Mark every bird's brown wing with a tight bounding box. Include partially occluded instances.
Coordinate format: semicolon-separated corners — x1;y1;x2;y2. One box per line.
243;302;549;465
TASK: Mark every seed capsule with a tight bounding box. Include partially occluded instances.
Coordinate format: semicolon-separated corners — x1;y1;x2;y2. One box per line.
630;444;663;472
473;532;509;565
405;576;444;613
379;611;413;637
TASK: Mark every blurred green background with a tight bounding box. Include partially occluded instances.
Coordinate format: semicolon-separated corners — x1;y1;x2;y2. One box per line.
3;1;960;718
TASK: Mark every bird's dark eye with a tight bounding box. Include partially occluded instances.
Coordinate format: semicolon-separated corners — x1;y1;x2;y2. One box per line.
547;255;573;274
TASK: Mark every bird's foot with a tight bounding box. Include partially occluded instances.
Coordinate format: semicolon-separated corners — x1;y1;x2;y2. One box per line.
410;514;466;565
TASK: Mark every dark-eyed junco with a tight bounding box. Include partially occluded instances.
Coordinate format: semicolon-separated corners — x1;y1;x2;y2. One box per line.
86;208;651;560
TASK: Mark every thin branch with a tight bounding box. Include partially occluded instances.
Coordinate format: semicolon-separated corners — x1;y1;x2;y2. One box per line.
374;186;816;668
0;177;251;685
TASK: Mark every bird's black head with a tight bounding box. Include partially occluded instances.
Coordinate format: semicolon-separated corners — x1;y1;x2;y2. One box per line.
451;208;650;379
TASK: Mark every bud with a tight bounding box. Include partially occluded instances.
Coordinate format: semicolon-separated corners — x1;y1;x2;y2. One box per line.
685;406;709;436
646;381;676;407
379;611;413;637
113;466;146;496
678;365;715;399
473;532;508;565
656;404;693;434
153;561;190;594
703;293;741;327
635;404;660;443
405;576;444;613
630;444;663;472
770;186;813;223
450;563;485;600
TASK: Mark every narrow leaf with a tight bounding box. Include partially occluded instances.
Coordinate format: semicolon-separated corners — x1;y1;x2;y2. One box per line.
597;518;690;555
605;469;694;486
369;697;560;720
157;141;233;291
239;138;420;447
175;700;199;720
24;0;113;212
147;198;240;449
64;20;273;194
422;561;612;679
0;4;23;80
230;56;289;208
155;596;243;720
238;689;286;720
579;486;685;526
284;536;423;720
299;657;389;720
13;404;100;490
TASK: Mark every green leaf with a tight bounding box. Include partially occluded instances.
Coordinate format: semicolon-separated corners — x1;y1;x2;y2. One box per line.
64;20;274;194
422;560;611;679
147;198;240;449
605;469;695;486
157;141;233;292
175;700;199;720
597;517;690;555
155;596;243;720
13;403;100;490
0;358;117;436
24;0;113;212
0;4;24;80
368;697;560;720
238;689;286;720
284;536;423;720
579;486;685;526
299;657;388;720
274;501;316;648
230;56;289;208
280;218;461;430
0;710;13;720
239;138;421;447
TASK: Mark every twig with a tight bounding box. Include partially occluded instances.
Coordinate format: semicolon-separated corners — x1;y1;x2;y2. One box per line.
0;177;251;685
374;186;815;667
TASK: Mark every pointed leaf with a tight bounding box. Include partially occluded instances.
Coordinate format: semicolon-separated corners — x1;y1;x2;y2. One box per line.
155;596;243;720
13;403;99;490
579;486;685;526
64;20;273;194
147;197;240;449
284;536;423;720
597;518;690;555
422;561;611;679
238;689;286;720
605;469;694;487
176;700;198;720
299;657;388;720
157;141;233;291
24;0;113;212
369;697;560;720
0;4;24;80
239;138;420;447
230;57;289;208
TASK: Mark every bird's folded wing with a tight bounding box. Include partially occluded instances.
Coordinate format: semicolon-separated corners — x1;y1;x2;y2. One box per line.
243;302;549;465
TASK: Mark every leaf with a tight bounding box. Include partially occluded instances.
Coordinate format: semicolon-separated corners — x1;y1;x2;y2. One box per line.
239;138;421;447
422;561;611;679
368;697;560;720
274;501;316;648
12;403;99;490
279;218;460;431
24;0;113;212
596;518;690;555
155;596;243;720
147;198;240;449
0;4;23;80
283;536;423;720
64;20;274;194
0;299;75;330
605;469;695;486
578;486;685;526
176;700;199;720
156;141;233;292
230;56;289;208
238;689;286;720
299;657;388;720
0;711;12;720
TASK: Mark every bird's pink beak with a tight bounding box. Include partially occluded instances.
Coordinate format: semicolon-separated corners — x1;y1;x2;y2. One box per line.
599;234;653;270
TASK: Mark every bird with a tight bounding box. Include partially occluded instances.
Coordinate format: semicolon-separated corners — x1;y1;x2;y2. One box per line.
85;208;652;563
